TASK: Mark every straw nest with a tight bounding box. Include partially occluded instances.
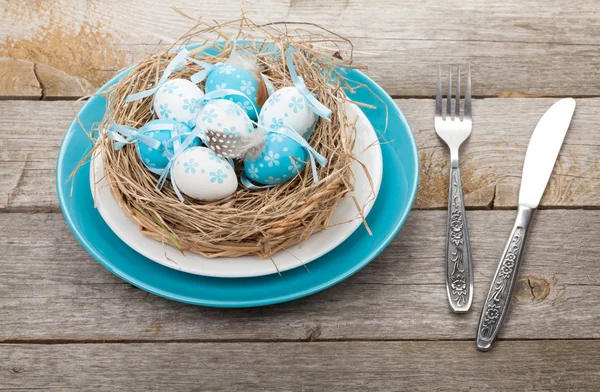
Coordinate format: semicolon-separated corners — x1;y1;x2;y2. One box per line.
94;15;372;259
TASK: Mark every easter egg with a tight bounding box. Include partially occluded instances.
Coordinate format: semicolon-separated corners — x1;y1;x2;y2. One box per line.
304;116;319;140
172;146;237;201
136;120;200;175
196;99;254;138
243;131;307;185
153;79;205;127
258;86;317;138
205;65;260;121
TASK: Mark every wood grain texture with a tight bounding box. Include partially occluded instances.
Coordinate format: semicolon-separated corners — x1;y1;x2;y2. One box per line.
403;98;600;208
1;0;600;98
34;63;95;99
0;100;81;211
0;58;41;99
0;341;599;391
0;1;598;387
0;210;598;341
1;98;599;211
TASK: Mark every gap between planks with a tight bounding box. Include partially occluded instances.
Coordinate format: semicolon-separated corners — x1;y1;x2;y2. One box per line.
7;205;600;214
3;95;600;102
1;338;599;345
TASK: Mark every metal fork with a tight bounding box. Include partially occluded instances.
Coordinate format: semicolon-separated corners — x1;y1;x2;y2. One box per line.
435;65;473;313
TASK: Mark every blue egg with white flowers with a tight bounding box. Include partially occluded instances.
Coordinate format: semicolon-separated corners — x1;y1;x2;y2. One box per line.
136;119;200;175
206;64;260;121
243;131;307;185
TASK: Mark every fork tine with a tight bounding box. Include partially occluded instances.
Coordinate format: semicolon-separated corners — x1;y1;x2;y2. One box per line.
455;64;461;119
435;65;442;117
464;64;472;118
447;65;452;119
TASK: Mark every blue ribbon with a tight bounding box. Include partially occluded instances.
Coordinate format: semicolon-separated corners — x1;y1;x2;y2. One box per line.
124;48;190;103
241;122;328;190
273;124;328;182
107;118;161;151
155;126;205;202
285;49;332;121
143;121;190;160
240;172;271;190
139;120;189;135
108;119;196;187
188;59;224;84
262;74;275;96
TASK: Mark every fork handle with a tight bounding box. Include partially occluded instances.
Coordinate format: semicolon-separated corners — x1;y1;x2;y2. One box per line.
445;162;473;313
476;206;534;351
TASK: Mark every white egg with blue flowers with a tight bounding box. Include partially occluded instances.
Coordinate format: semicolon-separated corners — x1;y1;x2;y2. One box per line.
153;78;205;127
172;146;238;201
258;86;317;138
195;99;254;138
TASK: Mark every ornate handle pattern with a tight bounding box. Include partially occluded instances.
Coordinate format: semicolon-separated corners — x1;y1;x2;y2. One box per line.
476;206;534;351
445;165;473;313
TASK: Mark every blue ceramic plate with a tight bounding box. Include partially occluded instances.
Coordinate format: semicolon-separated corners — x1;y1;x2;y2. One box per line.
56;49;419;308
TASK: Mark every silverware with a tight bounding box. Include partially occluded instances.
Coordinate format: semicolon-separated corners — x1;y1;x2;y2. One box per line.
476;98;576;351
435;65;473;313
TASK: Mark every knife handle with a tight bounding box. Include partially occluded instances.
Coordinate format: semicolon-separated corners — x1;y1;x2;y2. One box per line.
476;206;534;351
445;164;473;313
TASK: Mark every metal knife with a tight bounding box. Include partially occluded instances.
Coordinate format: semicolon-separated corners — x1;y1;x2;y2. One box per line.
476;98;576;351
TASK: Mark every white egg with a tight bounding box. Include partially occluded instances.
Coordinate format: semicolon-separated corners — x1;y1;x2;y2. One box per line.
153;79;205;127
172;146;237;201
195;99;254;137
258;86;317;137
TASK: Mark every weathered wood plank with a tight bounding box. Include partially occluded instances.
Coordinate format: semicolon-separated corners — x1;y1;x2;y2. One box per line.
1;0;599;97
34;63;95;99
1;98;599;210
0;101;81;211
402;98;600;208
0;58;41;99
0;210;598;341
0;341;599;390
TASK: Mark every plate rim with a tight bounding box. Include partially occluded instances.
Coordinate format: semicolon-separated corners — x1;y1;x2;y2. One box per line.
56;48;419;307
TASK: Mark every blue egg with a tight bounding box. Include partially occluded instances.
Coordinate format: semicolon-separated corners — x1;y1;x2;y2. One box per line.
136;119;200;174
206;64;260;121
244;131;307;185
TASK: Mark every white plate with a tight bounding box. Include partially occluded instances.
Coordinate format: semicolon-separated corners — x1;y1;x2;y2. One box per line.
91;103;382;278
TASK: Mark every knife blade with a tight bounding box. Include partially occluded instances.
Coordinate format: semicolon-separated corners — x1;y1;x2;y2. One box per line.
476;98;576;351
519;98;577;208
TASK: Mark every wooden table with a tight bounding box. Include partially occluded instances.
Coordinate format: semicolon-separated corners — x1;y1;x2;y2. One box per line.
1;1;600;390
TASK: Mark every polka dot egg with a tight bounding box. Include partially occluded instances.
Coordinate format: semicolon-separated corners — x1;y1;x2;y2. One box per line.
195;99;254;138
205;65;260;121
243;131;307;185
153;78;205;127
172;146;238;201
136;120;200;175
258;86;317;138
